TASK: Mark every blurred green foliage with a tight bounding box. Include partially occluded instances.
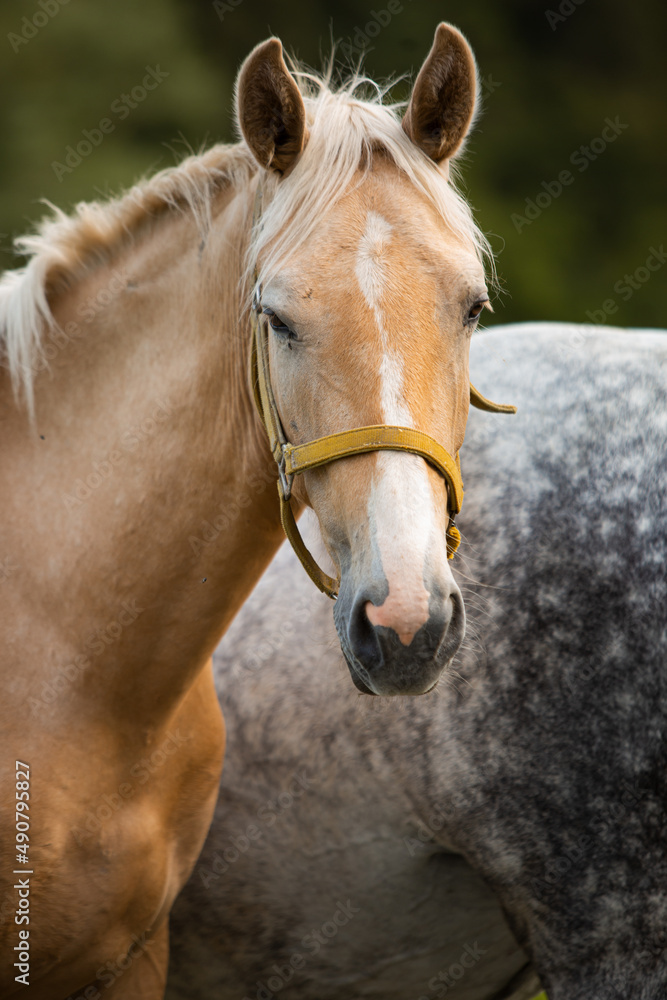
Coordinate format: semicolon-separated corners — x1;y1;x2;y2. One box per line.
1;0;664;327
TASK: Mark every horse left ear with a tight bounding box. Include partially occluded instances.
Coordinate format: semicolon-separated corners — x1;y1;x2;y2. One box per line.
402;23;477;167
236;37;308;175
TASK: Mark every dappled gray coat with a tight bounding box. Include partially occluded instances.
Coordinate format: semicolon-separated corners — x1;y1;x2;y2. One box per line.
168;323;667;1000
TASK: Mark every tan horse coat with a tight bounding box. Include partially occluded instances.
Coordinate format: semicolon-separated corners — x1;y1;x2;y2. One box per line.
0;23;490;999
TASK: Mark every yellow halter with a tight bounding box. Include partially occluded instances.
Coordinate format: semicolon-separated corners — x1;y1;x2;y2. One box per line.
248;192;515;600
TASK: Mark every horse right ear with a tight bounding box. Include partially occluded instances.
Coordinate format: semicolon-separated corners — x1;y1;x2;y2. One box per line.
236;38;308;176
402;23;477;169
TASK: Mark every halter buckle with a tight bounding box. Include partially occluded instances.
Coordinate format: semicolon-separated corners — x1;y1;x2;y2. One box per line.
278;449;294;501
446;518;462;559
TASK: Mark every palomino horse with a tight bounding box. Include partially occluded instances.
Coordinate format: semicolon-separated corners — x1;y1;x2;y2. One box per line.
0;23;504;1000
167;324;667;1000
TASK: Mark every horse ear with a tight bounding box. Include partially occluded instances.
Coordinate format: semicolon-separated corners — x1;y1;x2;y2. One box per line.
402;23;477;167
236;38;308;175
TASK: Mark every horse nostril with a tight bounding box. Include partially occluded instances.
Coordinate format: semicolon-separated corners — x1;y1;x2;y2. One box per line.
348;596;383;668
449;588;465;635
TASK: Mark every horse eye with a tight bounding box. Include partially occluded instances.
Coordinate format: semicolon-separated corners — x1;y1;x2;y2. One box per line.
263;308;294;338
467;300;488;323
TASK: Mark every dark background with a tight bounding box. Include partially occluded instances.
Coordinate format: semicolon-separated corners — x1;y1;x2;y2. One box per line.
1;0;665;327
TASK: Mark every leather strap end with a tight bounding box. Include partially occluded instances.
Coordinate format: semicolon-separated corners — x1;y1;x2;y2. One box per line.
470;382;517;414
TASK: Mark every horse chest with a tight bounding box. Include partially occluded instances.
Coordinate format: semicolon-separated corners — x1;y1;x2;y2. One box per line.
0;684;223;998
0;782;170;995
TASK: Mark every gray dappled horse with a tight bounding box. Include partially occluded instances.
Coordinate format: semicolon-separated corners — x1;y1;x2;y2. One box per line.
167;324;667;1000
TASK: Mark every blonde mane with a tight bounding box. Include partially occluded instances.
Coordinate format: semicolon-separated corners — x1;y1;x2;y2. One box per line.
0;62;492;414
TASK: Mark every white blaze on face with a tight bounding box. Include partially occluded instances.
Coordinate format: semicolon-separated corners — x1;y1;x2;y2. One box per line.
355;210;435;645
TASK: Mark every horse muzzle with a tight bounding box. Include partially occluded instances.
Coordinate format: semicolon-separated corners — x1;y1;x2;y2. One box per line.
334;575;466;696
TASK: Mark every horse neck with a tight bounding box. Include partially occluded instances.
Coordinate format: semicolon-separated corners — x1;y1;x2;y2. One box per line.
2;176;285;725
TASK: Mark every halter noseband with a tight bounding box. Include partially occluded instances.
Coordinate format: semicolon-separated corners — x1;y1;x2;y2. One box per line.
248;188;515;600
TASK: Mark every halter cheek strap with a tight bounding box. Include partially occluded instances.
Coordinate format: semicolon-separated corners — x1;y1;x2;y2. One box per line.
248;188;515;600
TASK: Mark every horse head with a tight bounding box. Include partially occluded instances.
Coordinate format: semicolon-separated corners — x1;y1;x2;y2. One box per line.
237;25;491;695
